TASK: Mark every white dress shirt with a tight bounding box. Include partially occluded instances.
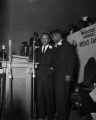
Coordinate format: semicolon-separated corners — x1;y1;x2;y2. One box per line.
55;39;63;47
42;44;49;53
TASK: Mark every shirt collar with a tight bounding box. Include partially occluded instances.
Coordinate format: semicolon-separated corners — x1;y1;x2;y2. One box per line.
42;44;49;51
42;44;49;48
57;39;63;45
55;39;63;47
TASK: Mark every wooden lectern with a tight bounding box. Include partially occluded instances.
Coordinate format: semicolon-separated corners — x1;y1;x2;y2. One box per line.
2;61;33;120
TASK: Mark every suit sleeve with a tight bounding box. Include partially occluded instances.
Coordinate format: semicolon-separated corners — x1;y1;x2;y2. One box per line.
51;48;56;69
65;43;76;77
35;48;39;63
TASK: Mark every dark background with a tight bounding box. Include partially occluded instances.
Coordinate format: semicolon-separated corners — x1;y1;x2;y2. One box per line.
0;0;96;54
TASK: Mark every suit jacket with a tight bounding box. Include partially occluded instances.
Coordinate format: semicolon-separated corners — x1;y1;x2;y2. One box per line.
35;45;55;81
54;39;76;81
83;57;96;86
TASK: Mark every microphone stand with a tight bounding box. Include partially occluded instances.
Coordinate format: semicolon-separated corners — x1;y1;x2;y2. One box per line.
8;40;13;120
32;38;36;120
0;70;6;120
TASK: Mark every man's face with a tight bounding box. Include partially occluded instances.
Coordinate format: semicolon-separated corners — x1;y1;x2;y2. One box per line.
52;33;61;43
41;34;50;45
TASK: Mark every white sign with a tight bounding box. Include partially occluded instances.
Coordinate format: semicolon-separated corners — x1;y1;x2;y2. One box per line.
89;87;96;102
67;23;96;83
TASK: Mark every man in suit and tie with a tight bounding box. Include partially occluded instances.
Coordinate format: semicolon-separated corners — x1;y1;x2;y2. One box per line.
35;32;55;120
51;30;76;120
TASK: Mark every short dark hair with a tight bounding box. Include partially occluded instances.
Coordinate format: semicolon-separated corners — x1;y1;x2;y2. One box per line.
41;32;51;39
51;29;63;37
33;32;38;36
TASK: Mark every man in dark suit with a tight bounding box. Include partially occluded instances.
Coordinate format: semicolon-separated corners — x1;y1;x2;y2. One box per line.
51;30;76;120
35;33;55;120
81;57;96;116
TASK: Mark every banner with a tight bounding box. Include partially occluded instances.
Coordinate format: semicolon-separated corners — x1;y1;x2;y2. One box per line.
67;23;96;83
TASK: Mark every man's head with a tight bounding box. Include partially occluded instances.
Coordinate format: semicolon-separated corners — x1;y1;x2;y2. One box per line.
51;30;63;44
33;32;38;40
34;32;38;37
41;33;51;46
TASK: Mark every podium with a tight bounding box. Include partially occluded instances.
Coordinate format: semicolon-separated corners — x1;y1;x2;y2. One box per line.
2;61;33;120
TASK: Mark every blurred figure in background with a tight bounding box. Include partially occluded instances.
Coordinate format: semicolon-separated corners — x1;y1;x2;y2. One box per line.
29;32;41;47
29;32;41;59
78;15;93;30
21;41;29;56
81;57;96;120
68;24;79;35
0;45;7;61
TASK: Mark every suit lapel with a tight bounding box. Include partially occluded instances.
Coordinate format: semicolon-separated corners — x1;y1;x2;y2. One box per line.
39;46;43;55
44;46;50;54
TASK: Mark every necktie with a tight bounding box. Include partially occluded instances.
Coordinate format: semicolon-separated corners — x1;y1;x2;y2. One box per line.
42;46;45;53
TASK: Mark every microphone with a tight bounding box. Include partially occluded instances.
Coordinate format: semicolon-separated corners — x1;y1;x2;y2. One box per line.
9;40;12;62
